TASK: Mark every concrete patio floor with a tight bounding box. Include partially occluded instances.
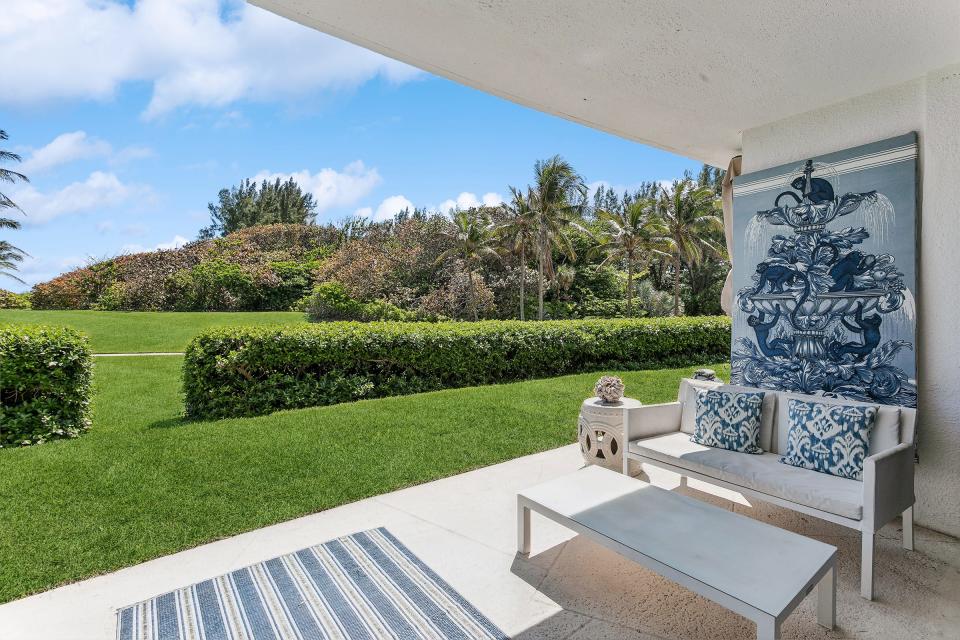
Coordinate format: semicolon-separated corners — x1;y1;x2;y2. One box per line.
1;444;958;639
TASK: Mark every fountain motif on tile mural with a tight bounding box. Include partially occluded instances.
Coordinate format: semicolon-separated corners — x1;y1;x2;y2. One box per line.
732;159;917;407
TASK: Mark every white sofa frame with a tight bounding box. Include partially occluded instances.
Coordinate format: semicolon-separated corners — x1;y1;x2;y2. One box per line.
621;397;916;601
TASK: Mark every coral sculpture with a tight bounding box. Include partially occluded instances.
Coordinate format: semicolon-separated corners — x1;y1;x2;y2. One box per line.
594;376;625;404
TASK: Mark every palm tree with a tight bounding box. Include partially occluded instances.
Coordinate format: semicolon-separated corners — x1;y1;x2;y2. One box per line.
554;264;576;301
656;179;724;315
0;130;28;283
528;155;586;319
589;200;670;316
436;208;500;320
495;186;537;320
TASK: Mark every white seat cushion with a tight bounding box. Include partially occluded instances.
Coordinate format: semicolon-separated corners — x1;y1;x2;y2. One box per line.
630;432;864;520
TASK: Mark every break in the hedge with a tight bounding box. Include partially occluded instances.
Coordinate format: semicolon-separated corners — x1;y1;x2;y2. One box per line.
183;316;731;419
0;325;93;446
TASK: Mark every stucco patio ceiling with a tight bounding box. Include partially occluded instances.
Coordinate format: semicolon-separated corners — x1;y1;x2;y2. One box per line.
252;1;960;166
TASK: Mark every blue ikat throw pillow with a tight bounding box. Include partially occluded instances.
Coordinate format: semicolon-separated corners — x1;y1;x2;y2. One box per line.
691;389;765;454
779;398;878;480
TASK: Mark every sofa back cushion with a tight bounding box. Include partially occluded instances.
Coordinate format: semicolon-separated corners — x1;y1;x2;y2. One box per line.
773;392;901;456
679;378;723;434
691;388;766;454
718;384;777;452
779;397;878;480
680;378;778;451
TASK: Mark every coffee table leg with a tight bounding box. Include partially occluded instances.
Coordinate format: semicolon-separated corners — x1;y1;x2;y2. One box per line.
517;499;531;554
817;564;836;629
756;614;780;639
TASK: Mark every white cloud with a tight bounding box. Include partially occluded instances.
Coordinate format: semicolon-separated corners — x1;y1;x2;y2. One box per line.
121;234;189;254
156;235;189;250
354;195;415;222
20;131;111;173
96;220;115;233
436;191;504;214
372;195;414;221
19;130;152;173
252;161;381;214
481;192;505;207
0;0;420;119
12;171;152;225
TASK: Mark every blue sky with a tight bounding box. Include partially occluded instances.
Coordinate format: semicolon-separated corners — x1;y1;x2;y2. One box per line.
1;0;701;292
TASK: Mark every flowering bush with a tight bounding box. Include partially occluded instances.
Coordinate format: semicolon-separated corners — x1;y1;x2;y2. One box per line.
0;289;31;309
183;316;731;419
30;224;336;311
0;326;92;446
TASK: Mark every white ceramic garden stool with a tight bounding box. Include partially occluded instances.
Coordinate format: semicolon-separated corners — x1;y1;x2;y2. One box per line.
577;397;642;471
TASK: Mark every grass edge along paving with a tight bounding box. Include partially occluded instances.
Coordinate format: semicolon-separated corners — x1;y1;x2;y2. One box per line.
0;356;728;603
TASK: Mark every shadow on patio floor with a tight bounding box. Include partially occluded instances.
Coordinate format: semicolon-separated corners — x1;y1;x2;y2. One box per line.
509;481;960;640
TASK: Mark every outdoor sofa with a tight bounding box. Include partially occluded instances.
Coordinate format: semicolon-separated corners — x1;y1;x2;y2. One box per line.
622;378;916;600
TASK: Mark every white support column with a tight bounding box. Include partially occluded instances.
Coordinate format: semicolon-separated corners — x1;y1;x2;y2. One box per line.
861;531;875;600
902;506;914;550
817;564;836;629
517;499;530;555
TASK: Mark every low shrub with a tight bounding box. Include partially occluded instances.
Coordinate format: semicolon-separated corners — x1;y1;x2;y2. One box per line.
303;282;437;322
183;316;731;419
264;260;319;310
165;260;261;311
543;283;673;319
0;326;93;446
0;289;31;309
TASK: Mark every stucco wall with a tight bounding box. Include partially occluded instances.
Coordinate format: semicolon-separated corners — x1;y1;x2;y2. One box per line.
740;65;960;537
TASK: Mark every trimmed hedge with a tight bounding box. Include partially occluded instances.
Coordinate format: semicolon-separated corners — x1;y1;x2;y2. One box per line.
0;326;93;446
183;316;731;419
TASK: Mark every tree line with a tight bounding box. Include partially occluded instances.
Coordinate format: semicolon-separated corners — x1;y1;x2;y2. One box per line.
2;123;727;319
196;155;727;320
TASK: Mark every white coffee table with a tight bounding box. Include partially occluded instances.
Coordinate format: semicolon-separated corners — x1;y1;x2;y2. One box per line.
517;466;836;640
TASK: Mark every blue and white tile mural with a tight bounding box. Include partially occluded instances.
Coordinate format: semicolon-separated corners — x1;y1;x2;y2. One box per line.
731;133;918;407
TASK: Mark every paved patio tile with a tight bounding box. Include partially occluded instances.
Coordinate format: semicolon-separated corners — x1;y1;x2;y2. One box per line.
0;444;957;639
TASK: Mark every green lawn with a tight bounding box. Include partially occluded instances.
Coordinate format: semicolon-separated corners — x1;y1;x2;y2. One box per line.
0;310;305;353
0;355;728;603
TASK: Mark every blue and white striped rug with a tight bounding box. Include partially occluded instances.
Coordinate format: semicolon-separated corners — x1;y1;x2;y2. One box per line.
117;527;507;640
